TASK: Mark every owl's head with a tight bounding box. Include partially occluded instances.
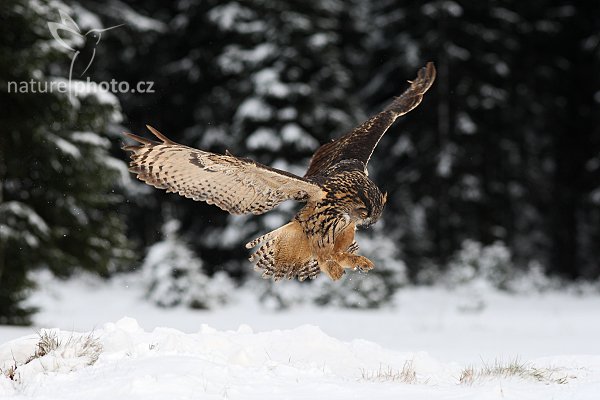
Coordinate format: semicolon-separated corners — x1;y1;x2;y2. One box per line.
352;181;387;228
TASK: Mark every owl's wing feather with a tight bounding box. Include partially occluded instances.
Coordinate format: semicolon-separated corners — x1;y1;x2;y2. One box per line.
305;62;436;177
124;125;325;215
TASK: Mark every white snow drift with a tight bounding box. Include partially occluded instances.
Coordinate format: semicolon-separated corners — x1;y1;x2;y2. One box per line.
1;317;599;400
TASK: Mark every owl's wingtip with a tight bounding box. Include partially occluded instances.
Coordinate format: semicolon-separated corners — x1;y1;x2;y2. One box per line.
146;124;176;144
422;61;436;84
122;131;155;147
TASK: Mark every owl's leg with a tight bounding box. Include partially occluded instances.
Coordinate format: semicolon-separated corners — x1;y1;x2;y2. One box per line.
337;253;375;273
321;259;345;281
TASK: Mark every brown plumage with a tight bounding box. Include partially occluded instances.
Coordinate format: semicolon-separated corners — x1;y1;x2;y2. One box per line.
124;62;436;281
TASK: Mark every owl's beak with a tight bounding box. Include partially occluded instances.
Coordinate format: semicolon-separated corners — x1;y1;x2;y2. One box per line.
357;218;374;229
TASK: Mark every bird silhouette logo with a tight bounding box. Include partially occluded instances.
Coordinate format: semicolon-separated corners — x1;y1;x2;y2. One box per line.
48;10;123;91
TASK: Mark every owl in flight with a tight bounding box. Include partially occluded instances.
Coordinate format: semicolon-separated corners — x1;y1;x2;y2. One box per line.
124;62;436;281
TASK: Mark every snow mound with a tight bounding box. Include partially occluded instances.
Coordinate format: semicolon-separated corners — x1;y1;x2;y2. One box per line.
0;318;596;399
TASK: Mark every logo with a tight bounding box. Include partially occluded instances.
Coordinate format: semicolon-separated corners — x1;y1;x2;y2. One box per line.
8;10;154;96
48;10;123;86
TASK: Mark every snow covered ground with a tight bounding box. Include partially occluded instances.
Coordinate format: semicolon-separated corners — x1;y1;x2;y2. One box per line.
1;272;600;399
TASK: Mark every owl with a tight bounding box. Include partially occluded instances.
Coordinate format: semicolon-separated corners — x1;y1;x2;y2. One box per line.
124;62;436;281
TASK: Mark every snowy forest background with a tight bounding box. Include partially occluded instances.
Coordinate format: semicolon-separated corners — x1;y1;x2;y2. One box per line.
1;0;599;325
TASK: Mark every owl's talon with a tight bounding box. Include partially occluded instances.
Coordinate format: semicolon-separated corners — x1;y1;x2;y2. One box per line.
356;259;375;273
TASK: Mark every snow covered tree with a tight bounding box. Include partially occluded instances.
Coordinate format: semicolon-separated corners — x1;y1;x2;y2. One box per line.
142;219;234;309
445;239;513;290
56;0;169;250
517;1;600;279
0;0;132;324
365;0;526;277
363;0;600;281
311;226;408;308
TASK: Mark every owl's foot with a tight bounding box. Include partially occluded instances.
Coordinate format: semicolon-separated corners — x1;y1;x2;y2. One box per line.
355;258;375;273
342;254;375;273
322;260;345;281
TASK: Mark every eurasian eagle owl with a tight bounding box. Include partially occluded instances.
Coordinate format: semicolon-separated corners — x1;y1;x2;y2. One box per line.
124;62;436;281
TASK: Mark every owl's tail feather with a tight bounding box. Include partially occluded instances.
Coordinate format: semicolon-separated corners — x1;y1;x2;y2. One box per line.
245;230;278;250
246;221;320;282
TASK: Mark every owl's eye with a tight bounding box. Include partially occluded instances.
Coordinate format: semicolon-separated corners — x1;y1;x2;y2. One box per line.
356;206;369;219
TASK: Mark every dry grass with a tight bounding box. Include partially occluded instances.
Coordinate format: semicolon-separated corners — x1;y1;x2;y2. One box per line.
0;362;18;381
31;330;61;360
27;330;102;365
459;358;573;385
2;330;102;382
360;359;418;384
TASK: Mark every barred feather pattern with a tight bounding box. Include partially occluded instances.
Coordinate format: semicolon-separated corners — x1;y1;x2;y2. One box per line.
124;127;324;216
246;221;321;281
347;241;359;254
305;62;436;177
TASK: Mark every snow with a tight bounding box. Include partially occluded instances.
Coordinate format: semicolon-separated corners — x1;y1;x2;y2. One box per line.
70;4;102;30
47;78;123;124
422;1;463;18
309;32;335;49
281;123;319;150
70;131;110;148
0;201;50;247
456;112;477;135
436;146;454;177
47;132;81;159
447;43;470;60
103;2;166;32
253;69;290;98
102;155;132;188
277;107;298;120
592;188;600;204
246;128;282;151
1;273;600;399
208;2;256;31
234;97;273;121
491;7;520;23
0;202;50;236
218;44;276;74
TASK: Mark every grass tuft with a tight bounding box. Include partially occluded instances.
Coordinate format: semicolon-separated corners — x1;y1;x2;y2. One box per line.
2;330;102;382
459;357;573;385
32;330;61;360
0;362;18;381
360;359;418;384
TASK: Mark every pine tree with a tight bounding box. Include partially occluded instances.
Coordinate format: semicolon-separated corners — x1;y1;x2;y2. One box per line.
60;0;170;250
366;0;541;278
142;219;234;309
0;0;132;324
366;0;600;281
505;1;600;279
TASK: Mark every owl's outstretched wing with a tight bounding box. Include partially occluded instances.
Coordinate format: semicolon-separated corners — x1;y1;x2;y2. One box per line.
305;62;436;177
124;126;325;215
